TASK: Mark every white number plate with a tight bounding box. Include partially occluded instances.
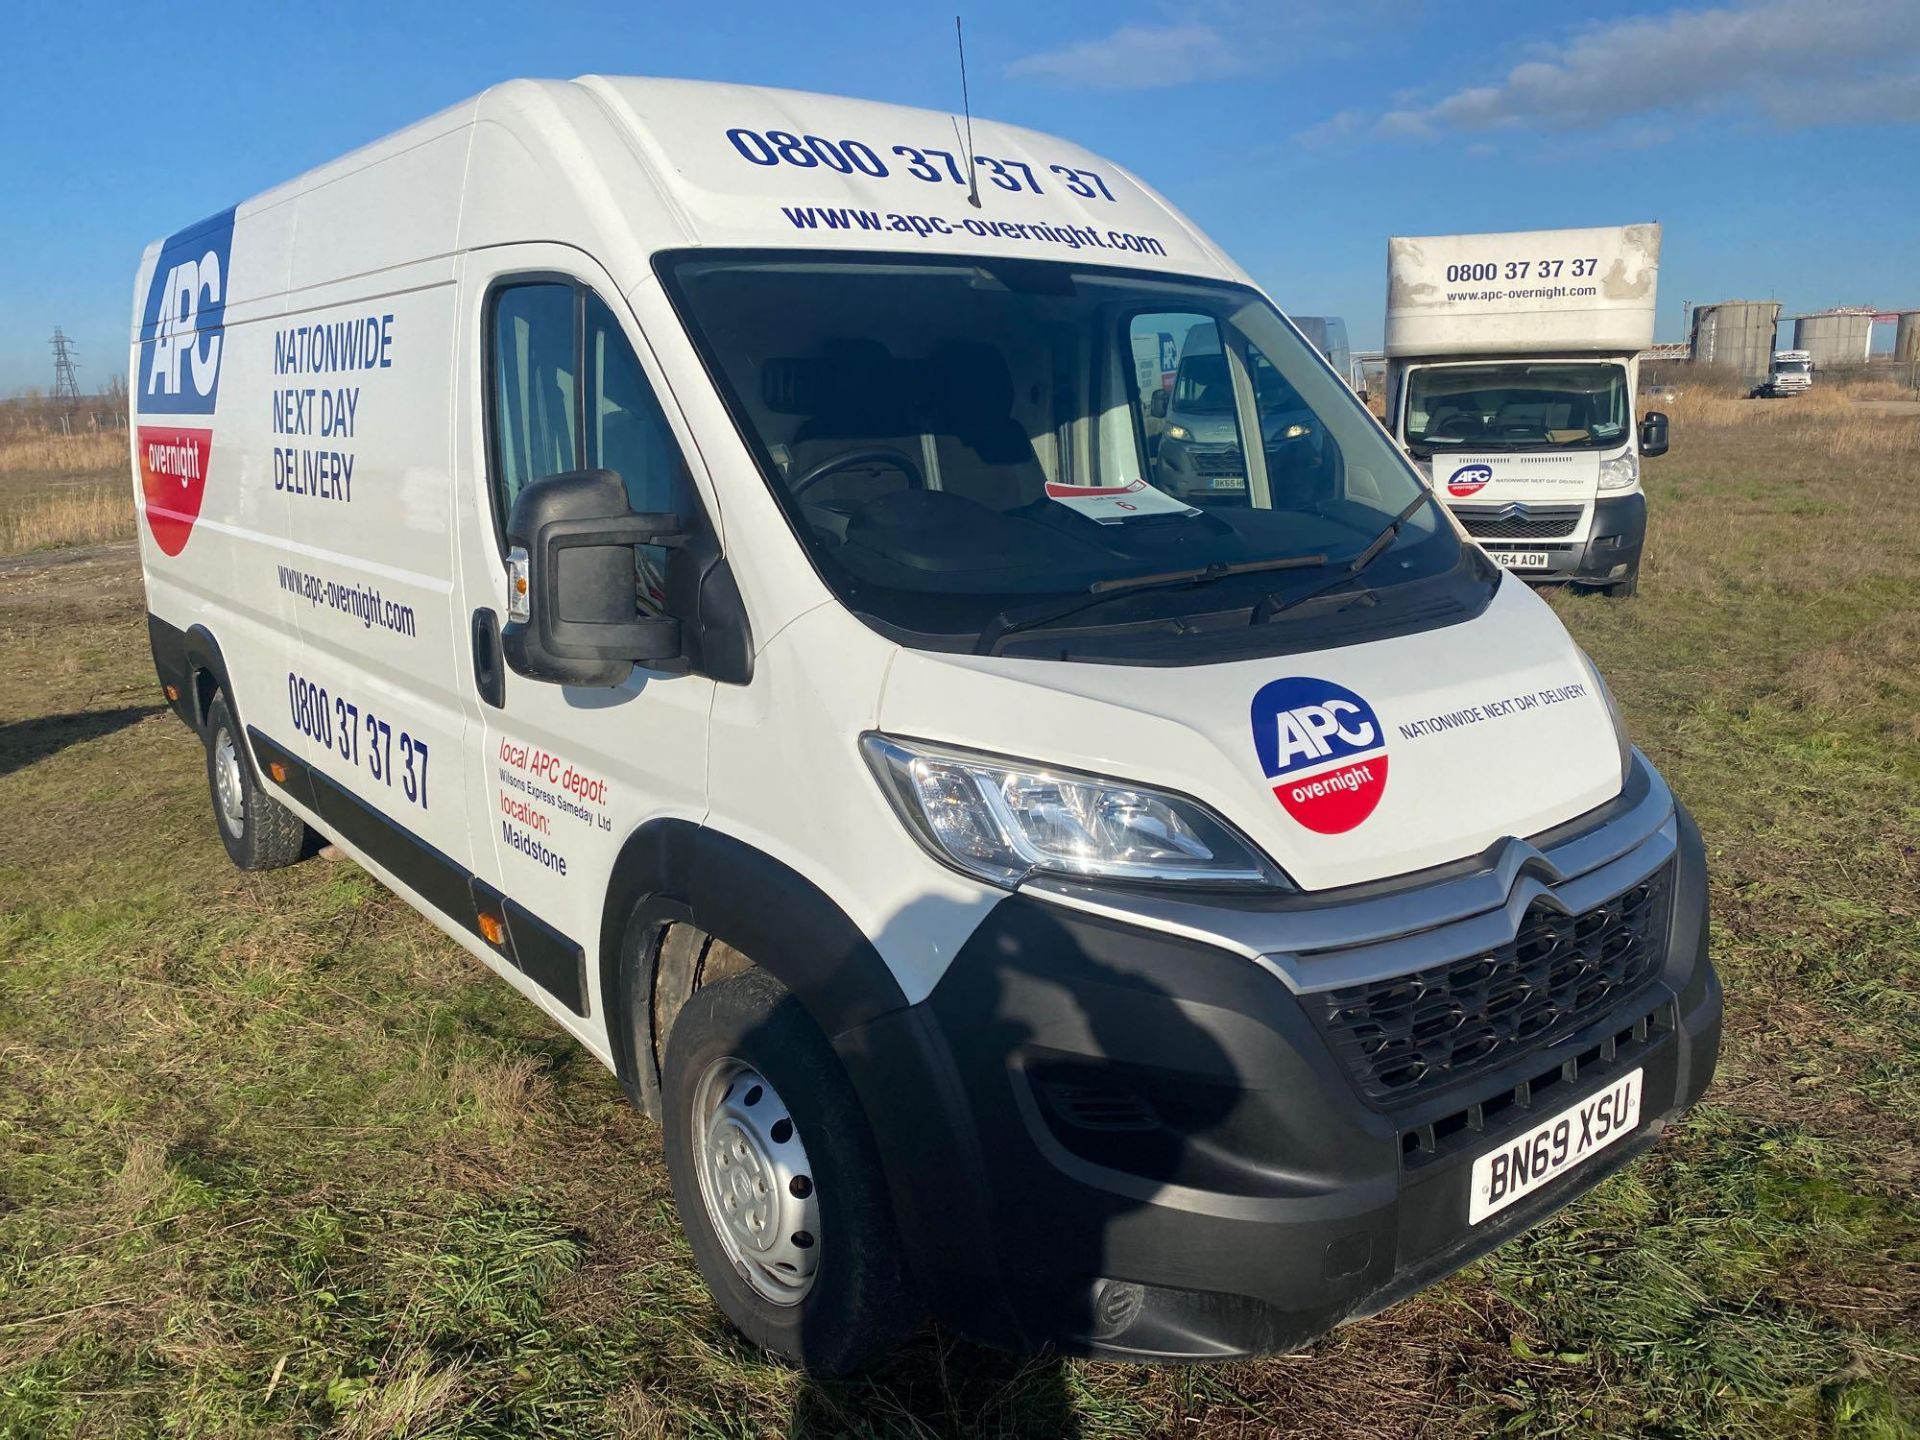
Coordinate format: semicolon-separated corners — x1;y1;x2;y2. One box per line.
1489;549;1550;570
1468;1068;1641;1225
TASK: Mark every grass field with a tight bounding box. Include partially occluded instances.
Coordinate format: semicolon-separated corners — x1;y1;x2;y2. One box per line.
0;394;1915;1438
0;429;134;553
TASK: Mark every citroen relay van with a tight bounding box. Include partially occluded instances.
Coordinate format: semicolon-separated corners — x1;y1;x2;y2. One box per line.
131;78;1719;1374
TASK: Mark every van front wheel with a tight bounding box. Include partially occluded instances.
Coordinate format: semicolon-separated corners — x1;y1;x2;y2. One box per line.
204;694;308;870
661;968;918;1374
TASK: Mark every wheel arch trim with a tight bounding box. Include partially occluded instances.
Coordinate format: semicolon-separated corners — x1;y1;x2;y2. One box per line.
598;820;911;1115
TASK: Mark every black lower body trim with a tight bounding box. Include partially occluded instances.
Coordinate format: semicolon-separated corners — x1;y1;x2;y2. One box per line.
247;726;589;1016
147;614;198;732
835;809;1719;1360
1475;491;1646;587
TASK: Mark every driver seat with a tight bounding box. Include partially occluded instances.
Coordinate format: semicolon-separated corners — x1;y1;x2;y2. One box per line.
925;342;1049;512
778;339;922;505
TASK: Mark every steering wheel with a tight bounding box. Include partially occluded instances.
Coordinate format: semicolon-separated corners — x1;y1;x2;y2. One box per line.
790;447;925;499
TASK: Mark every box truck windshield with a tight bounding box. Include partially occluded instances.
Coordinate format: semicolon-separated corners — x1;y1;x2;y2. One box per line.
664;253;1470;659
1404;361;1631;454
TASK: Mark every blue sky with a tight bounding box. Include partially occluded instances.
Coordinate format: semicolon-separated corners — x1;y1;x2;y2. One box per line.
3;0;1915;393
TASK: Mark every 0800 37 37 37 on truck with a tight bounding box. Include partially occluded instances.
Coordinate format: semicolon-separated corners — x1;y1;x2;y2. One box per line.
131;75;1719;1375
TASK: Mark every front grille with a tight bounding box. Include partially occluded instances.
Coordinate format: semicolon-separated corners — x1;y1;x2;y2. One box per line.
1307;864;1671;1107
1456;506;1583;540
1400;1002;1669;1169
1188;448;1245;478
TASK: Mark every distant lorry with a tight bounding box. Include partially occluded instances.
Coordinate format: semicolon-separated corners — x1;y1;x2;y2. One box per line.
1385;224;1670;597
1756;349;1813;398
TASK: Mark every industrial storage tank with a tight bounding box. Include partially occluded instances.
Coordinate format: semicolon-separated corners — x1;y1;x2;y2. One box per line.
1690;300;1780;377
1791;308;1874;369
1897;312;1920;365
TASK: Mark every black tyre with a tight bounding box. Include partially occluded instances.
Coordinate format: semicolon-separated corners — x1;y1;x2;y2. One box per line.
1606;567;1641;599
661;968;918;1374
204;693;308;870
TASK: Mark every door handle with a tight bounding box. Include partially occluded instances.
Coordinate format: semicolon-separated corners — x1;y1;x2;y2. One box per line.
472;607;505;709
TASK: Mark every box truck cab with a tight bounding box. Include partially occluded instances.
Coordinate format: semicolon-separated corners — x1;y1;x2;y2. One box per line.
1760;349;1813;398
131;81;1718;1374
1385;226;1670;597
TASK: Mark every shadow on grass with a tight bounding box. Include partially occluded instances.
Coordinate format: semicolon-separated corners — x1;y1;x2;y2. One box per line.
791;1337;1084;1438
0;704;162;778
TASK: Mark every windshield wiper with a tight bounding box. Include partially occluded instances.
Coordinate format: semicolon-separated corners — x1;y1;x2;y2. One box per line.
975;552;1329;656
1254;492;1430;623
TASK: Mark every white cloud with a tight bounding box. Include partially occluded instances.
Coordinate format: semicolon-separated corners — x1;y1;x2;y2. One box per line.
1315;0;1920;142
1005;22;1247;89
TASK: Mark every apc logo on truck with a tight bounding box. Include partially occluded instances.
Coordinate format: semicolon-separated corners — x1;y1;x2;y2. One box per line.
1447;463;1493;498
1250;677;1389;834
135;207;236;556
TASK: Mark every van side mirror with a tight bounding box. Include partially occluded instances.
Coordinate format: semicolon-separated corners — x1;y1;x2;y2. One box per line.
1639;411;1670;458
1149;389;1169;419
501;469;683;688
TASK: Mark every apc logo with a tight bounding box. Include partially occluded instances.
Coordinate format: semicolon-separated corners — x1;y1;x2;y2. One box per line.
1447;463;1493;498
1249;677;1390;834
135;208;235;556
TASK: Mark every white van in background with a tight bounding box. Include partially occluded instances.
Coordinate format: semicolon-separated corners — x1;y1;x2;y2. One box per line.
1292;315;1353;391
1385;226;1670;597
132;79;1718;1374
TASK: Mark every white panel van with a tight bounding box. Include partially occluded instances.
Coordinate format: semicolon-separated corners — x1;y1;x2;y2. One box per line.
131;78;1719;1374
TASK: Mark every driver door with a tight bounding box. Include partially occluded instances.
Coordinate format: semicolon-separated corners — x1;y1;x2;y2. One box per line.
452;245;714;1038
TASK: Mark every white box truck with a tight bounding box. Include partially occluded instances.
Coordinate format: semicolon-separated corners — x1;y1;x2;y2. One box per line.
1759;349;1813;398
131;80;1717;1373
1385;225;1669;597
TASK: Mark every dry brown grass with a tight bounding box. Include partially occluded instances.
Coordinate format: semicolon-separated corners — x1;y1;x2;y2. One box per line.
0;483;135;553
0;428;125;477
1662;385;1920;459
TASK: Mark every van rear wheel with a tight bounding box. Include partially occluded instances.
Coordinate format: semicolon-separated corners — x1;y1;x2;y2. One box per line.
661;968;917;1374
204;693;308;870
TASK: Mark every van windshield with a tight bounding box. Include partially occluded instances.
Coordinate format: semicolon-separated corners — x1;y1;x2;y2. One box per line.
661;253;1477;660
1404;361;1630;456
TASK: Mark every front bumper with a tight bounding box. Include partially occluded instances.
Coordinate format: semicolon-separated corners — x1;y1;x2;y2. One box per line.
836;757;1719;1360
1466;491;1646;587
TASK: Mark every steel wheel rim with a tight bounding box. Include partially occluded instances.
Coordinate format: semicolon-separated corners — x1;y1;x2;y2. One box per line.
213;727;246;838
691;1056;821;1306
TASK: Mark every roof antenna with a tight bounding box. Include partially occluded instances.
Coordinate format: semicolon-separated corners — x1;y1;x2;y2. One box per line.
956;15;982;208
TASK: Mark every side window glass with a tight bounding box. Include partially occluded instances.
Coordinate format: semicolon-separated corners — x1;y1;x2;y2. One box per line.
586;295;690;618
1127;312;1250;504
489;284;577;522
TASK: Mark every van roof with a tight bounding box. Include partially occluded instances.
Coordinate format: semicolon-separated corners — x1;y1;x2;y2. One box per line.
144;77;1244;299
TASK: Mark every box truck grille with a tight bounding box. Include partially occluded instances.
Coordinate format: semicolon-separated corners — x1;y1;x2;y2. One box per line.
1456;506;1583;541
1308;864;1671;1107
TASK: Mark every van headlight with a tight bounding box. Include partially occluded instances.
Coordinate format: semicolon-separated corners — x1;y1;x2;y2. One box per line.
861;734;1287;890
1165;424;1191;442
1598;454;1639;491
